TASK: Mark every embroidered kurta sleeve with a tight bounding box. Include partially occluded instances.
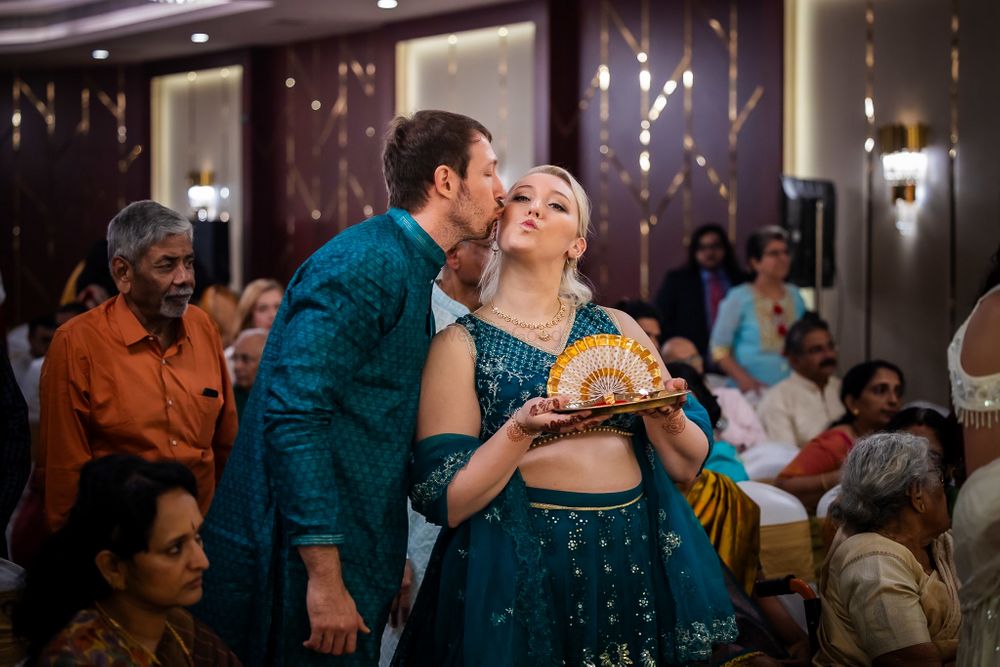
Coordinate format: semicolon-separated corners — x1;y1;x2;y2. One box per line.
264;248;404;546
709;289;742;362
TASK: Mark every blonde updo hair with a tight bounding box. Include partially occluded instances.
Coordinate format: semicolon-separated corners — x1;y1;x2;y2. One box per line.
479;165;593;307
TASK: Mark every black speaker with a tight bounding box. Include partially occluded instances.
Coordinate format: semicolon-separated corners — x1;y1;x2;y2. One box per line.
780;176;836;288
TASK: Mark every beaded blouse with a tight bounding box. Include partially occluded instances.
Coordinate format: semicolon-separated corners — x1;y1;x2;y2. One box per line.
454;303;636;439
948;285;1000;429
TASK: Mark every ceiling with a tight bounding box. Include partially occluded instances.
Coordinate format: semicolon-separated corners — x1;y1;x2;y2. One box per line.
0;0;513;68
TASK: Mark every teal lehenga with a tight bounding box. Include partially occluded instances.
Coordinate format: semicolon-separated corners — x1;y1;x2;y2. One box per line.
393;304;736;666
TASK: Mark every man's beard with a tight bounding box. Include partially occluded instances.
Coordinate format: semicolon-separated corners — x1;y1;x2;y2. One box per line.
448;184;491;240
160;291;193;318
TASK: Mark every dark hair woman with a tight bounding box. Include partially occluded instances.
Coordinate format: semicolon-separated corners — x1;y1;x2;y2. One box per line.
15;454;241;666
775;360;905;513
709;226;807;394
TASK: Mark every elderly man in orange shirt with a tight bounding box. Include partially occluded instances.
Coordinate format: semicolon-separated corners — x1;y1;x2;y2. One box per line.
38;200;238;530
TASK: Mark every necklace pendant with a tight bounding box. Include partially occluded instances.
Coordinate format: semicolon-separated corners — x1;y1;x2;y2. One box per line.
537;329;552;341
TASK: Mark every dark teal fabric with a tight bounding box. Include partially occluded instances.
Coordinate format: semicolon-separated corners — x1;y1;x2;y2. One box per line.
195;209;444;666
394;305;737;666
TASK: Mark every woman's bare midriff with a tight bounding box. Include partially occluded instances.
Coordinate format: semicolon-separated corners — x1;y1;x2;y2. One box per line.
518;432;642;492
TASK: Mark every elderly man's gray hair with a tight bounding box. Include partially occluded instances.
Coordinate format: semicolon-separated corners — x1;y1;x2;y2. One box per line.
107;200;192;266
831;431;940;533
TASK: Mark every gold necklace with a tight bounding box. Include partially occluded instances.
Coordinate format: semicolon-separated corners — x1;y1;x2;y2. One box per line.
95;602;193;667
490;300;566;341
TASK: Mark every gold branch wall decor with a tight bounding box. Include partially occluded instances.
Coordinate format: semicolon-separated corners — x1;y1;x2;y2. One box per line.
564;0;767;299
281;44;377;267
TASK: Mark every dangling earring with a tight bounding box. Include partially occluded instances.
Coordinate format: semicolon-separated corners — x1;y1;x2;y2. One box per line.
491;242;500;254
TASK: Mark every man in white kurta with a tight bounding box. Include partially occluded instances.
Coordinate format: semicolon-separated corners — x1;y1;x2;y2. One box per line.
758;316;842;447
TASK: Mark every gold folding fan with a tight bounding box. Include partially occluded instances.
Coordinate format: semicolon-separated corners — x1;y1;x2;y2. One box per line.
547;334;662;400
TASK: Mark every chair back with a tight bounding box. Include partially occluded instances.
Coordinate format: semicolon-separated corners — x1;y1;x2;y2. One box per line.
740;442;799;482
738;481;814;582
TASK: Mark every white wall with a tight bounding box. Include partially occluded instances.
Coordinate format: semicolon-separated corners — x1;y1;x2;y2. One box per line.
786;0;1000;405
396;22;535;190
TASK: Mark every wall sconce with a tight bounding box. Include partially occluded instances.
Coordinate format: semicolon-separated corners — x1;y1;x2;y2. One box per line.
187;169;219;221
878;123;928;236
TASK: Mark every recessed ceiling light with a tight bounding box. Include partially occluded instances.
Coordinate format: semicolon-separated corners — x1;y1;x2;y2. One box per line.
191;33;209;43
377;0;398;8
91;49;110;60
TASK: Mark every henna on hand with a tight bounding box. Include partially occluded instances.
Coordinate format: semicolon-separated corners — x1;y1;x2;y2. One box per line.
661;410;687;435
506;418;533;442
507;407;541;442
529;397;561;417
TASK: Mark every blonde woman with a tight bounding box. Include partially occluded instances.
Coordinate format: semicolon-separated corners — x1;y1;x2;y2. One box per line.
394;166;735;666
235;278;283;332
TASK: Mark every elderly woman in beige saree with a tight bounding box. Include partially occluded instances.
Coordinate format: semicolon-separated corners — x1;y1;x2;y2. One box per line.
815;433;960;667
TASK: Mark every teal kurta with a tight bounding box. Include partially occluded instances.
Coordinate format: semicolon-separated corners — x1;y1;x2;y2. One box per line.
196;209;444;666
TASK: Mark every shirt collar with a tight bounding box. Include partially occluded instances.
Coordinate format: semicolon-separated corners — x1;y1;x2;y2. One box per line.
388;208;446;268
432;282;471;319
111;294;191;348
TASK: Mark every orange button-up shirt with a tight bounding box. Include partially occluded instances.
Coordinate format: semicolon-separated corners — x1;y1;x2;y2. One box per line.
39;294;238;529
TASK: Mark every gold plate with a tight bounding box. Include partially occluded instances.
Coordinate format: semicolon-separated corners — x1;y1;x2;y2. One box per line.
553;389;690;416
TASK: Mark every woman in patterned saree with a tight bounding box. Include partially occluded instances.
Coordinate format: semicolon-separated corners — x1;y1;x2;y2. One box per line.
393;165;736;666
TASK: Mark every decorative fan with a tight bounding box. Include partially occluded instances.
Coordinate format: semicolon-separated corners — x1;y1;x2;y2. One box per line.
547;334;663;401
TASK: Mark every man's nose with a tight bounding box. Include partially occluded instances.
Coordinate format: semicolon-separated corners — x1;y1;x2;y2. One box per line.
175;264;194;284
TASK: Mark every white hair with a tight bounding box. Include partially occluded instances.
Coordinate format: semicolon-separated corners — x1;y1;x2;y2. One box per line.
479;165;593;307
107;200;192;266
234;327;269;347
832;431;941;533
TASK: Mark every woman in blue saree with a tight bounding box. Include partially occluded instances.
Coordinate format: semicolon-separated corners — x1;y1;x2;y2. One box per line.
393;166;736;666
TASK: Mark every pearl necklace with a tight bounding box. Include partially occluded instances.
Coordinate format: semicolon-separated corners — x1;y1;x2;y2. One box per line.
490;300;567;341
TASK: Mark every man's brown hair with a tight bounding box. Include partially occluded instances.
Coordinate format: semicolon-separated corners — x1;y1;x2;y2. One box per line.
382;110;492;212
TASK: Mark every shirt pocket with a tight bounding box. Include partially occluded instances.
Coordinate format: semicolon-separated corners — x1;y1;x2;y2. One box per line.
185;386;224;448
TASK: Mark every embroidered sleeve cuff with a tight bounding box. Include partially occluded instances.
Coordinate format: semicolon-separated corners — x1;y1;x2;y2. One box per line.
710;345;731;362
290;533;345;547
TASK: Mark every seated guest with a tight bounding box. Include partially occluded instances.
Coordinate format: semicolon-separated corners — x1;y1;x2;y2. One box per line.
14;454;242;665
231;328;267;417
614;299;663;349
664;336;768;449
19;303;88;427
668;362;749;482
710;227;806;393
655;223;747;360
776;361;904;513
758;315;843;447
682;469;812;667
815;433;959;666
